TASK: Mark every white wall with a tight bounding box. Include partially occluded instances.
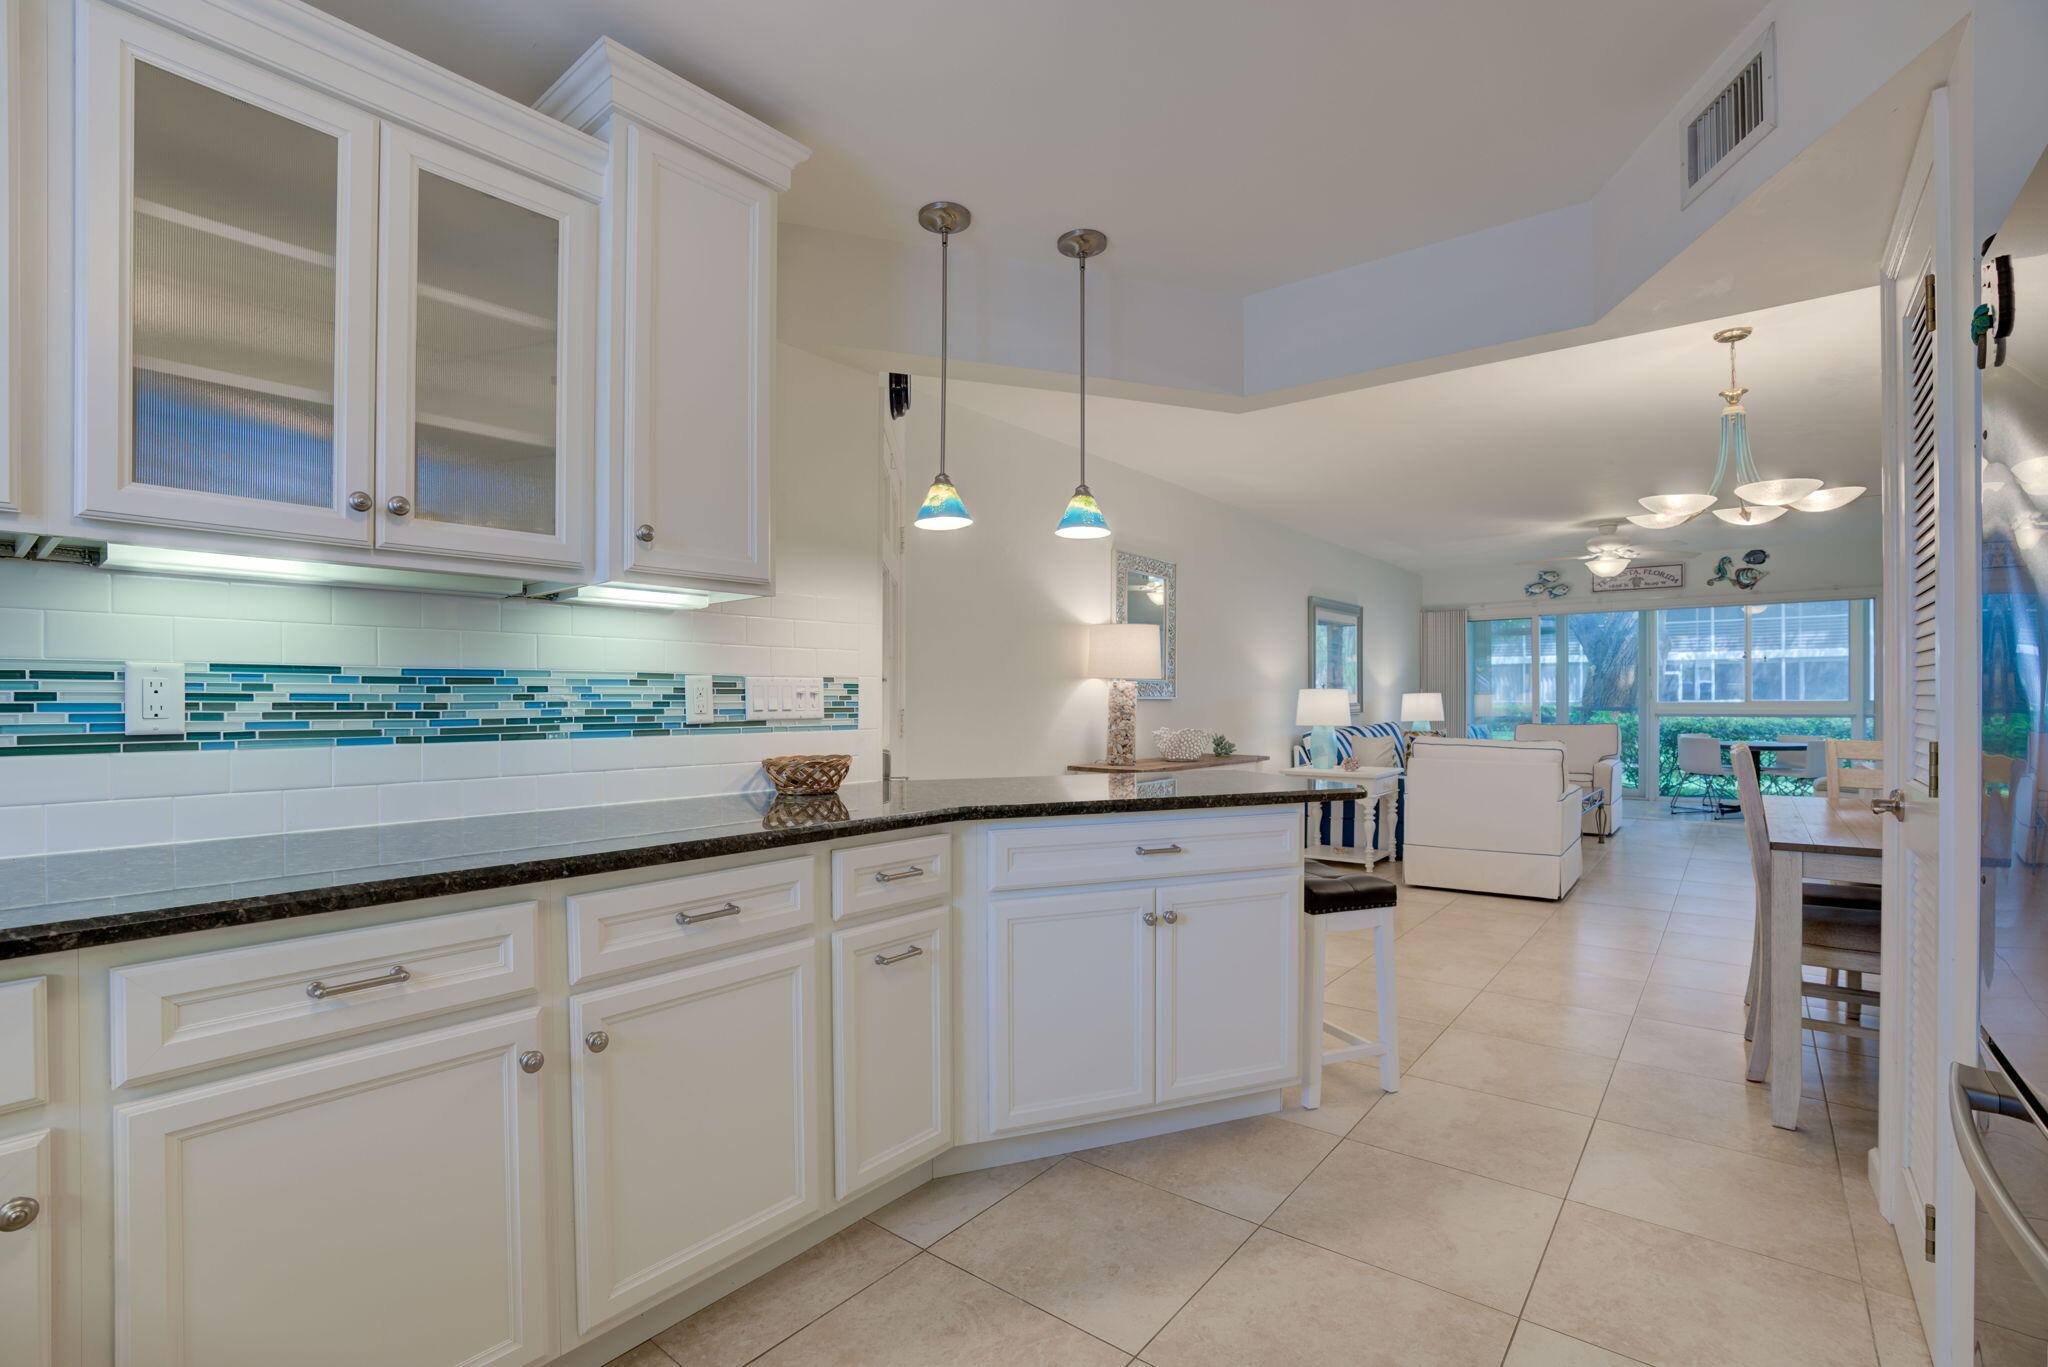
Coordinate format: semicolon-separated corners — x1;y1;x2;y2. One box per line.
0;345;885;855
899;383;1421;778
1420;503;1882;616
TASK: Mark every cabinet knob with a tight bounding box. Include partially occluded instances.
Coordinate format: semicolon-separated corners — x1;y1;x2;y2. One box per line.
1141;911;1159;926
518;1050;545;1074
346;491;373;513
387;495;413;517
635;524;655;543
0;1196;38;1233
1160;909;1179;925
584;1031;610;1053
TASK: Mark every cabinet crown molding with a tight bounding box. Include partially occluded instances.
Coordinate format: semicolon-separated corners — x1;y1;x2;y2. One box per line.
537;36;811;191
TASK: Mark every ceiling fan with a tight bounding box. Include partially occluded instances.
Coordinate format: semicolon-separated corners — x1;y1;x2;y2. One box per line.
1514;522;1698;579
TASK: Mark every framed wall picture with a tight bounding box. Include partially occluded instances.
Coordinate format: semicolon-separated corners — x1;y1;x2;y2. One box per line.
1590;562;1685;593
1307;597;1364;713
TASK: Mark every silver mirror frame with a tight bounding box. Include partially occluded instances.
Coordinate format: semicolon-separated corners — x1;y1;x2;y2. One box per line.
1114;550;1176;700
1307;596;1365;715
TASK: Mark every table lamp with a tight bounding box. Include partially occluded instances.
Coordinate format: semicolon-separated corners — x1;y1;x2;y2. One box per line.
1401;692;1445;739
1088;623;1161;766
1296;688;1351;769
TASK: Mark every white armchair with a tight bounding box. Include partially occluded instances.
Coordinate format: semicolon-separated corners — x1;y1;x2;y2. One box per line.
1513;723;1623;840
1403;737;1585;900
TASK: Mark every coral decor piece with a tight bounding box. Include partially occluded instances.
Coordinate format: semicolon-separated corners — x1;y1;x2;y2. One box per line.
1153;727;1214;762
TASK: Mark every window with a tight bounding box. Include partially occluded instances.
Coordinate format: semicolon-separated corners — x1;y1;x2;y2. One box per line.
1657;606;1745;702
1568;612;1640;787
1749;600;1850;701
1469;618;1533;733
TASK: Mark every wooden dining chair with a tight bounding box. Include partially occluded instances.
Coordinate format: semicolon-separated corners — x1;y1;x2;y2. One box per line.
1823;739;1886;808
1730;745;1881;1106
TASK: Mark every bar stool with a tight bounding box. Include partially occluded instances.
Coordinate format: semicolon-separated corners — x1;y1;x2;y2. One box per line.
1302;859;1400;1107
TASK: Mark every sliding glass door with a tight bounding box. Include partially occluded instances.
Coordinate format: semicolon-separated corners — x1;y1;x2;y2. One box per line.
1468;597;1875;796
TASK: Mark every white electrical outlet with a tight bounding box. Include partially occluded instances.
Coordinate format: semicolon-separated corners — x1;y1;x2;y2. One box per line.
683;675;714;724
123;662;186;736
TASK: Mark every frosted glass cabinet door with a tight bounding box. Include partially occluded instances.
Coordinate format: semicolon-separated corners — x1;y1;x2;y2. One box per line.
377;127;595;572
75;3;378;543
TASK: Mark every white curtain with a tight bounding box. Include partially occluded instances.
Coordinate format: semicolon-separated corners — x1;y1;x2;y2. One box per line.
1420;608;1468;733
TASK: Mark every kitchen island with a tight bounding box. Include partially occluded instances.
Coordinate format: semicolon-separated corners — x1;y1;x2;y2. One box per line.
0;771;1361;1367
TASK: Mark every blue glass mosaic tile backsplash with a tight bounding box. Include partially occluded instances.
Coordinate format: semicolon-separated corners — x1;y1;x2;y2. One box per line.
0;663;859;756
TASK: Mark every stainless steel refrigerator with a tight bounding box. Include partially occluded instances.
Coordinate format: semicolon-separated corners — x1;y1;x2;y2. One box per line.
1968;140;2048;1366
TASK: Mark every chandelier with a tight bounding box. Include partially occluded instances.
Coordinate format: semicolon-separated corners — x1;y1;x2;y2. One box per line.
1630;326;1865;530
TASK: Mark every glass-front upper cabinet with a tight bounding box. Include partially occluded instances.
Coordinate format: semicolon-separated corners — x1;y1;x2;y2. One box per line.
375;128;593;571
76;4;378;544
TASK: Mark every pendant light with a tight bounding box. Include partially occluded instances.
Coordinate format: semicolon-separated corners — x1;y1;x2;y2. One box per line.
1632;326;1864;528
913;201;973;531
1054;227;1112;538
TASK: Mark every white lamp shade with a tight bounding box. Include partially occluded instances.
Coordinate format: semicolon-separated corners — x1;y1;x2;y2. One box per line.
1626;511;1689;530
1585;554;1631;578
1296;688;1351;727
1400;692;1445;723
1639;492;1717;517
1087;623;1160;679
1732;476;1824;508
1710;504;1788;525
1787;485;1866;512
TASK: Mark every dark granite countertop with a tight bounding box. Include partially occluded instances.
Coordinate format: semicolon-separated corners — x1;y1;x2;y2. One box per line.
0;772;1364;960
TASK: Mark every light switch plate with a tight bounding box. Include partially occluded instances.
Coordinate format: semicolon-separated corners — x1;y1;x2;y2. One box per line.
123;662;185;736
744;676;826;722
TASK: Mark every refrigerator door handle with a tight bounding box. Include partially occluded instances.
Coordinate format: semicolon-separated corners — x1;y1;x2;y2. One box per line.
1953;1062;2048;1296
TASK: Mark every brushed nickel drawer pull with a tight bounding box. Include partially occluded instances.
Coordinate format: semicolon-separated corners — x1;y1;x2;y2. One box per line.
677;902;744;926
873;946;925;966
305;965;410;1000
1135;843;1185;856
873;866;925;884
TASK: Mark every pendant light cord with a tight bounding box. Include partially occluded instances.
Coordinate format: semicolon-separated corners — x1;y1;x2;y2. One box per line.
938;231;950;482
1078;254;1087;487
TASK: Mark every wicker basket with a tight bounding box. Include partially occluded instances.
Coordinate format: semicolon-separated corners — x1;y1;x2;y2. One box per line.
761;793;852;828
760;753;852;795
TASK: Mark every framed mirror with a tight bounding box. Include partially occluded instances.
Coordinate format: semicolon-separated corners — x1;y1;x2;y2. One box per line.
1308;597;1363;714
1114;550;1176;699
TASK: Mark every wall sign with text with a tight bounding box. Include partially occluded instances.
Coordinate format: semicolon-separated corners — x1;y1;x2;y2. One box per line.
1590;562;1685;593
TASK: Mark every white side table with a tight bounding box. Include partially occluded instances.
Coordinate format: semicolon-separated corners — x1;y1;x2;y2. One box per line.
1278;764;1401;868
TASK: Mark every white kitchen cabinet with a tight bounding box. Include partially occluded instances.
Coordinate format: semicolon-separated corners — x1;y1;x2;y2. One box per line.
987;887;1156;1133
567;939;820;1335
1154;875;1301;1104
832;907;949;1198
0;1129;53;1367
539;40;809;595
112;1009;552;1367
75;2;380;546
374;126;595;572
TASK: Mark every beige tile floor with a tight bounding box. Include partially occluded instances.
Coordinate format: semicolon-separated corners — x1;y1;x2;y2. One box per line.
609;803;1925;1367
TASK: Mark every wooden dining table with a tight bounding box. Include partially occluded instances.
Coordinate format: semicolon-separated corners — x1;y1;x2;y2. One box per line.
1756;794;1884;1129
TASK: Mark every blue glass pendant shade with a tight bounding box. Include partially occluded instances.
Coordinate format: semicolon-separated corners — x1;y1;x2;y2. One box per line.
915;477;972;531
1054;485;1110;539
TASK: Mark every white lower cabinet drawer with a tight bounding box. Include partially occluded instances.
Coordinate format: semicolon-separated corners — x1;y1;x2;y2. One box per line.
110;902;539;1086
568;939;821;1334
832;907;950;1198
983;809;1298;892
113;1009;552;1367
566;855;814;983
832;834;949;920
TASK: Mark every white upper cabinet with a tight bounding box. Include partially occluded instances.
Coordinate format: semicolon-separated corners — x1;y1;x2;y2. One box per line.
375;127;594;571
76;5;379;545
0;0;18;521
540;40;810;594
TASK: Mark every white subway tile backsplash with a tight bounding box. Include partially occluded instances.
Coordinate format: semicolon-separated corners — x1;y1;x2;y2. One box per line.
0;753;112;806
172;617;284;662
0;608;43;656
230;747;333;792
108;750;233;799
537;770;606;809
499;739;570;776
377;779;464;825
45;610;175;660
497;598;566;634
0;806;43;857
746;616;794;647
458;631;537;669
375;626;446;667
460;775;535;816
328;587;422;628
46;797;172;851
283;785;380;832
330;744;421;787
0;560;111;611
173;791;283;842
420;743;500;782
282;623;379;663
418;597;501;631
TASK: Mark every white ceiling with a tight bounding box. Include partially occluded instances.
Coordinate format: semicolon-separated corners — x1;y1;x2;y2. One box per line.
307;0;1767;294
947;286;1880;574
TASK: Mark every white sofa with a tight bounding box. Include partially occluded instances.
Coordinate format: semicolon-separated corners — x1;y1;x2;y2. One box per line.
1403;737;1585;900
1513;722;1624;840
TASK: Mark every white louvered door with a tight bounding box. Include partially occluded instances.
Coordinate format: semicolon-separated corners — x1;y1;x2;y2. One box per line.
1877;90;1976;1357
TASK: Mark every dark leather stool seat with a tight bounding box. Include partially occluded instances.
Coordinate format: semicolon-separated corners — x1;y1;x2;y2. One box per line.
1303;860;1398;914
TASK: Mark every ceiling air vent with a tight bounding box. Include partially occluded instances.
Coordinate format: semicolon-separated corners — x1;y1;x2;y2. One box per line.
1681;28;1776;206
